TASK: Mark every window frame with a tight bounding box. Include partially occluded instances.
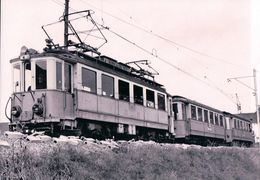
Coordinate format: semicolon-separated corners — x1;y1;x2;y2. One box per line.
197;107;203;121
56;61;63;90
12;62;22;92
101;74;114;98
63;62;73;93
157;93;166;111
81;67;97;94
219;115;224;127
118;79;130;102
35;60;47;90
209;111;214;124
133;84;143;105
24;62;32;92
146;89;155;108
191;105;197;120
204;109;209;123
215;113;219;125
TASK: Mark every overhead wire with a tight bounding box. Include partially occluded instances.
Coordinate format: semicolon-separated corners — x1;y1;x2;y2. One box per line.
79;0;252;71
51;0;238;105
102;24;237;105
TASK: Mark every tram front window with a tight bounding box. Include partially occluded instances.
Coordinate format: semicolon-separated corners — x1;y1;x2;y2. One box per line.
36;61;47;89
24;62;31;91
13;63;21;92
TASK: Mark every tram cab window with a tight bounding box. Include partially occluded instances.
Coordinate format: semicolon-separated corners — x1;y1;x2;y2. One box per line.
204;110;209;123
118;80;129;101
56;62;62;90
65;63;72;93
191;105;197;119
102;74;114;97
146;89;155;108
133;85;143;105
158;93;165;110
13;63;21;92
36;61;47;89
198;107;203;121
82;67;97;93
209;111;214;124
24;62;31;91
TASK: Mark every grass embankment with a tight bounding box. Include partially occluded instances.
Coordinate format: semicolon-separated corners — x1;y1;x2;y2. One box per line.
0;139;259;180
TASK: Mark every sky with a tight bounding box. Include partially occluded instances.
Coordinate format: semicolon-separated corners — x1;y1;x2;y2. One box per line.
1;0;260;122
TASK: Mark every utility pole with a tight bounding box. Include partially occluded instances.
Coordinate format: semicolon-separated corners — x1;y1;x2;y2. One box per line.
235;93;241;114
64;0;69;48
253;69;260;144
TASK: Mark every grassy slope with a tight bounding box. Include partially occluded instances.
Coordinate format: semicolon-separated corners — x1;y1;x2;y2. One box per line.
0;140;259;180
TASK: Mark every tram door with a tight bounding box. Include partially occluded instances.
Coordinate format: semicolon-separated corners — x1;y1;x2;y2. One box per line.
172;102;187;137
64;63;73;93
172;102;186;121
225;116;232;142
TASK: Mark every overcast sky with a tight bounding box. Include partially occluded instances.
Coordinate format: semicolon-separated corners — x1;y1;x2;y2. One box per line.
1;0;260;122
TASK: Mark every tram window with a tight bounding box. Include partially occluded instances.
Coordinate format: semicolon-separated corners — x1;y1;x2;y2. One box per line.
182;104;186;119
146;89;155;108
102;74;114;98
158;93;165;110
204;110;209;123
219;115;224;126
234;119;237;129
82;67;96;93
133;85;143;105
118;80;129;101
191;105;197;119
198;108;203;121
173;103;178;113
172;103;178;120
36;61;47;89
13;64;21;92
24;63;31;91
56;62;62;90
65;63;72;93
215;114;219;125
209;112;214;124
237;120;240;129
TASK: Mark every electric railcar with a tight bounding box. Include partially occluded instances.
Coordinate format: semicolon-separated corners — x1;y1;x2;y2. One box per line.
7;47;254;145
8;47;174;141
172;96;254;146
6;5;254;145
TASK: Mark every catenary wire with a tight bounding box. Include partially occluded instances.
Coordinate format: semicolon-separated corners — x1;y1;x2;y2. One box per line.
51;0;238;104
79;0;253;71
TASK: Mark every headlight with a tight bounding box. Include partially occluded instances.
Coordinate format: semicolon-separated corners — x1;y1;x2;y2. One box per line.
32;103;43;116
11;106;22;117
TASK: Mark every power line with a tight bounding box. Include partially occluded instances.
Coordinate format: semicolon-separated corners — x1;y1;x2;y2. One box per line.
102;24;237;105
79;0;251;70
50;0;238;105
